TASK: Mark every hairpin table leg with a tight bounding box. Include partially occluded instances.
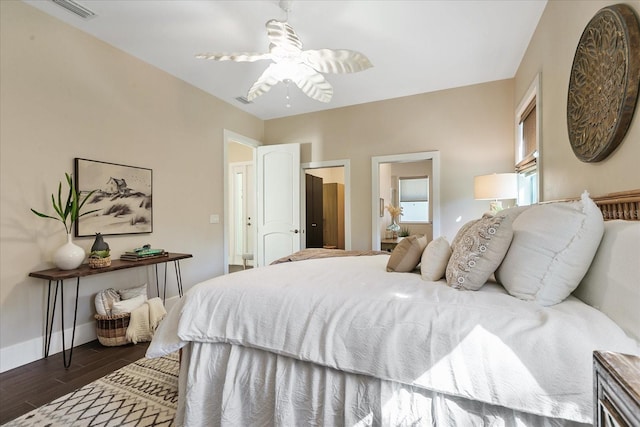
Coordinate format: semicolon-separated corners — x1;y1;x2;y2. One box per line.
154;264;160;298
58;277;80;369
174;260;184;297
44;280;60;358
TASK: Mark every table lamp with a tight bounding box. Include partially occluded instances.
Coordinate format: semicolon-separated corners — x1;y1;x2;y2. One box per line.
474;173;518;213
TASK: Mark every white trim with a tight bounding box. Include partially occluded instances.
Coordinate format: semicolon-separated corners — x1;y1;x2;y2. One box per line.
301;159;352;250
0;295;181;373
0;321;96;373
223;130;261;275
371;152;440;250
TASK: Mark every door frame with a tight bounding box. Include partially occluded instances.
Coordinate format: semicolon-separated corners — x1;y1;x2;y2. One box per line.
228;161;253;266
301;159;352;250
371;151;440;250
223;130;260;274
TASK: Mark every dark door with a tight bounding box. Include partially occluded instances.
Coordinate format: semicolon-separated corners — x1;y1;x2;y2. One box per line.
305;174;324;248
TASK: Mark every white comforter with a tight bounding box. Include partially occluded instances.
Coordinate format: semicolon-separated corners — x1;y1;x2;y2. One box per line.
148;255;639;423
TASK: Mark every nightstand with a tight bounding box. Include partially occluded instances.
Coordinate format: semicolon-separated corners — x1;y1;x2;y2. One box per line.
593;351;640;427
381;237;403;252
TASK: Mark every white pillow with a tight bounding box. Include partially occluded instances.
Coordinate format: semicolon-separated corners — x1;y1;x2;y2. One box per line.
446;212;515;290
111;294;147;315
495;191;604;306
573;220;640;341
420;237;452;281
119;284;148;300
94;288;121;316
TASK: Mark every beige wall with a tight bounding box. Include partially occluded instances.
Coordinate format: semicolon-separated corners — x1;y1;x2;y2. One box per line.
307;167;345;185
265;79;516;248
515;0;640;200
0;1;263;370
228;141;254;163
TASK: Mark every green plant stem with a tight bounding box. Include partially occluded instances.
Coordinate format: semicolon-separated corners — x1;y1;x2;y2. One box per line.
31;172;99;234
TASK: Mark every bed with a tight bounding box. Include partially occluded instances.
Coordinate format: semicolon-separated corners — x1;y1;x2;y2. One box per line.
148;190;640;427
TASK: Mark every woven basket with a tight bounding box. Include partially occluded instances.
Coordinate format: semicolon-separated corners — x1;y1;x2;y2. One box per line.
89;256;111;269
95;313;130;346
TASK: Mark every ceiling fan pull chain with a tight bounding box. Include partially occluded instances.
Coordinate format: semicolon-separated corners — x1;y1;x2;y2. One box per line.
285;79;292;108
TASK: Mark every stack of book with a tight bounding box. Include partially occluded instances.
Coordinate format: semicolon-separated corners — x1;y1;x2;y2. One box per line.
120;248;168;261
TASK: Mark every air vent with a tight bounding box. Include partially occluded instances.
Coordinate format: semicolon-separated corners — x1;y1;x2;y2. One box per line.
235;96;253;105
50;0;96;19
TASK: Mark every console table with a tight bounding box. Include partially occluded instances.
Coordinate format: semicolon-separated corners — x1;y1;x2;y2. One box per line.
29;252;192;368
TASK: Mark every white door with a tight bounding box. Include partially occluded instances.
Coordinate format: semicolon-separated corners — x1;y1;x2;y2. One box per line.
256;143;301;266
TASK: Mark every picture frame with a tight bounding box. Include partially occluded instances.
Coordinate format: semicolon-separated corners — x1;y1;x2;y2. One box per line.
74;158;153;237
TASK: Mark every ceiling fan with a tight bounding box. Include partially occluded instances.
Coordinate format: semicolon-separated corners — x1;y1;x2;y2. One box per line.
196;5;372;104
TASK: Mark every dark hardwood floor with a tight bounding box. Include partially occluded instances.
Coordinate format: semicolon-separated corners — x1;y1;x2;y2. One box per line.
0;340;150;424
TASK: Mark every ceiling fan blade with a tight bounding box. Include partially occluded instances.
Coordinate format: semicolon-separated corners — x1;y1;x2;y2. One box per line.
291;65;333;103
266;19;303;53
195;52;271;62
247;63;280;101
301;49;373;74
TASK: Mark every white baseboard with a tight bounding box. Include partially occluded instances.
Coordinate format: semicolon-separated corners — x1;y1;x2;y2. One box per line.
0;321;97;373
0;295;181;373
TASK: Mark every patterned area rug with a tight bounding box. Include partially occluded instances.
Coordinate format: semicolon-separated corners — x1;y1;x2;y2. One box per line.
5;353;178;427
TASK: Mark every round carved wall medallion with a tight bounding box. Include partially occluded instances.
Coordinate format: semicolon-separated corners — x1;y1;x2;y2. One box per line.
567;4;640;163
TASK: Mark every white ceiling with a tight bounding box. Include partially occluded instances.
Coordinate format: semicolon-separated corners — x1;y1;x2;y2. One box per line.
23;0;547;120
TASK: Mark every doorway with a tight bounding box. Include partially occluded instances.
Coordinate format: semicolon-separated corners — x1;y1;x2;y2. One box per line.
228;161;254;268
224;132;352;270
224;130;259;274
305;167;345;249
225;132;303;271
302;160;351;251
371;152;440;250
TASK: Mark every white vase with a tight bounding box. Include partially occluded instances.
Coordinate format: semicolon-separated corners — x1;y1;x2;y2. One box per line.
54;233;85;270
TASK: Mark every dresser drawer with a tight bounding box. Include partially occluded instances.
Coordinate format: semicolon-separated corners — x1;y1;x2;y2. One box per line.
594;351;640;427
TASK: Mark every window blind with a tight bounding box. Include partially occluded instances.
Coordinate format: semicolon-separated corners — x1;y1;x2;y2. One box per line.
520;102;537;160
399;177;428;202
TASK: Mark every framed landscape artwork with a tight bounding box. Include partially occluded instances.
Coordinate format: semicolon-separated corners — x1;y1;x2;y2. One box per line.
74;158;153;237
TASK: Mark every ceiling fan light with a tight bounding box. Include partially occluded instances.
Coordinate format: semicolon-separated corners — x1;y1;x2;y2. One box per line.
273;62;303;80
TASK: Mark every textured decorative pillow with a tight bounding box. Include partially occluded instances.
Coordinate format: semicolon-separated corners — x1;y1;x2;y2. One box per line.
386;235;428;272
94;288;121;316
119;284;148;300
445;213;515;290
111;294;147;315
495;191;604;306
420;236;452;281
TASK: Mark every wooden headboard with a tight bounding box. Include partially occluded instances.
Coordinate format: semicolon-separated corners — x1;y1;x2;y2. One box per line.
550;189;640;221
591;189;640;221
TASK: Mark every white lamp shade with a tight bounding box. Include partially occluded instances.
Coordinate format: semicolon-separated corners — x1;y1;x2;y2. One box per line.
474;173;518;200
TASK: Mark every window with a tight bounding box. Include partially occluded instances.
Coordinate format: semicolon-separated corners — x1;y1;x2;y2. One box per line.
399;176;429;222
515;74;540;205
